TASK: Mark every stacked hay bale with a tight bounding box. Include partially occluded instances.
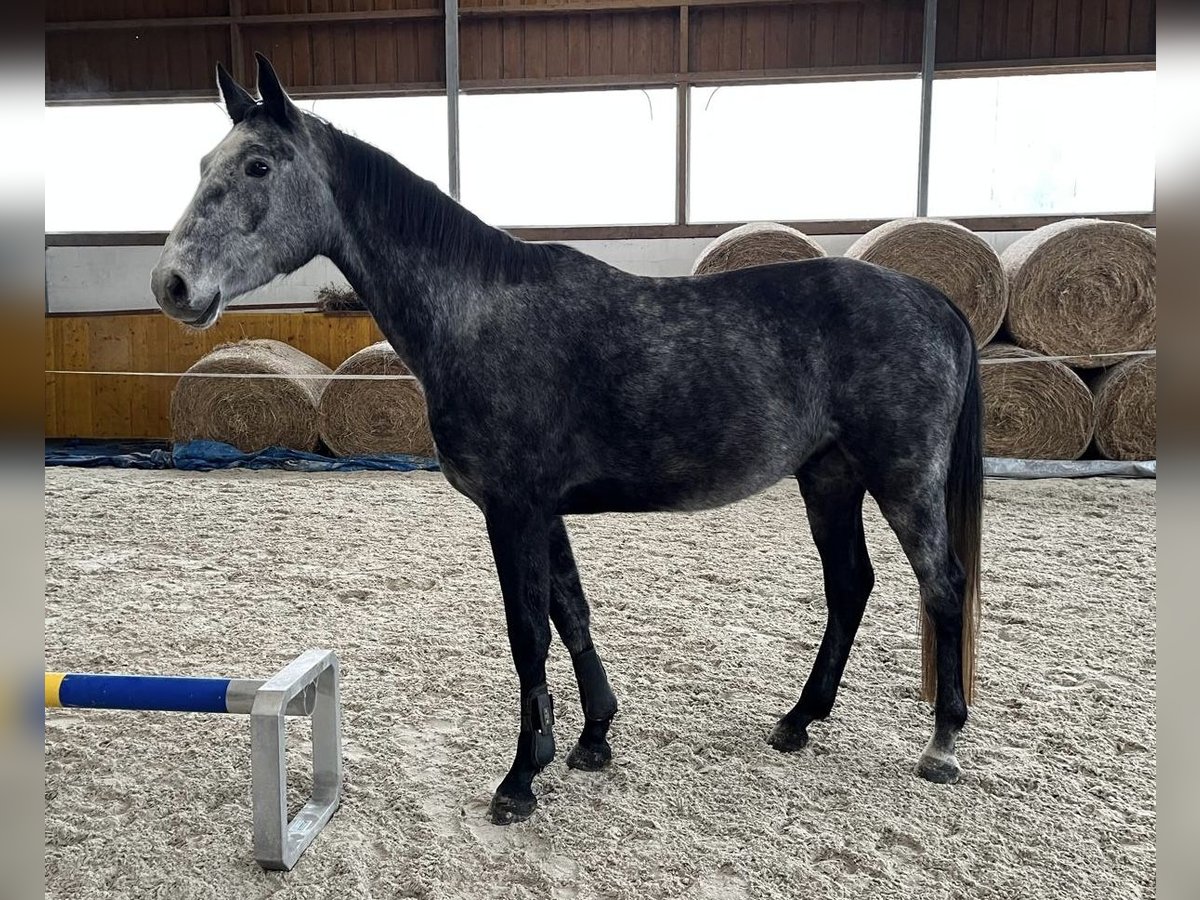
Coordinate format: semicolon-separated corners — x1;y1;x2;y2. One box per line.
846;218;1006;346
692;222;825;275
978;344;1094;460
318;341;436;458
1092;355;1157;461
998;219;1156;460
170;339;329;453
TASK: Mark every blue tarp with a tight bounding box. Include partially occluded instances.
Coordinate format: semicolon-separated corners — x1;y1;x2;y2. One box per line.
45;440;1153;478
46;439;440;473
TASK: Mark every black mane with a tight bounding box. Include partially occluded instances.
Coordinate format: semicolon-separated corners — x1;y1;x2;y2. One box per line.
322;121;569;283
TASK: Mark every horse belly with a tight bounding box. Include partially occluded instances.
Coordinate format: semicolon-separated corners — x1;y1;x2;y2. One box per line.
560;455;795;515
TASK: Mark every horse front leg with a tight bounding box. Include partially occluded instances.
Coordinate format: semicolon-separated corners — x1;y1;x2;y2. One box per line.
484;504;556;824
547;517;619;771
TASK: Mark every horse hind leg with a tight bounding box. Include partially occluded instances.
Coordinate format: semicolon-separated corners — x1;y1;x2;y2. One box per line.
876;488;969;784
769;449;874;753
547;517;619;771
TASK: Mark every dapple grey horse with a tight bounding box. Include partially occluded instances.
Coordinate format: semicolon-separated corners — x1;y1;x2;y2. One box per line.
152;54;982;825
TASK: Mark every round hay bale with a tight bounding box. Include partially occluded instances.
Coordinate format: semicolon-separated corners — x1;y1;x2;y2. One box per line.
692;222;825;275
1002;219;1156;366
1093;355;1156;460
845;218;1005;346
318;341;435;458
171;339;330;453
980;343;1094;460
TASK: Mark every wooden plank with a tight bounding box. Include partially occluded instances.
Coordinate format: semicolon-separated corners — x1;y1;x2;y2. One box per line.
692;9;722;72
169;25;196;88
544;15;570;77
566;14;589;75
717;9;742;72
935;0;959;63
588;13;612;75
479;14;504;80
811;3;835;67
979;0;1008;60
879;0;905;64
460;19;483;81
1126;0;1153;54
763;5;790;69
786;3;813;68
375;20;400;85
328;18;354;83
58;318;94;438
1028;0;1058;56
955;0;983;61
310;10;336;84
630;13;653;74
354;0;379;83
742;6;766;71
526;19;548;78
289;5;315;87
408;21;430;83
649;9;676;73
1104;0;1131;55
1055;0;1081;56
1078;0;1106;55
831;1;858;67
611;12;631;73
903;0;923;62
1005;0;1033;58
501;17;524;78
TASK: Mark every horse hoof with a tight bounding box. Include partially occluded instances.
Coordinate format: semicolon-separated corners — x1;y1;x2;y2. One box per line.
566;739;612;771
768;718;809;753
488;790;537;825
916;750;961;784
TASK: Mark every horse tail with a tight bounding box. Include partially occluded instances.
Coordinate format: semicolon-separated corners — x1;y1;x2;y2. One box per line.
921;342;983;704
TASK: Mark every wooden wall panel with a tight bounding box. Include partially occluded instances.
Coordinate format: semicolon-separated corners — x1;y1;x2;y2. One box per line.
47;0;228;22
47;27;232;97
239;20;443;86
688;1;920;76
48;0;1155;100
936;0;1155;64
459;10;676;82
46;313;386;439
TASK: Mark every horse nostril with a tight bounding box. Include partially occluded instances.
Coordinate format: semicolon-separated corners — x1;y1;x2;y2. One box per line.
166;272;189;308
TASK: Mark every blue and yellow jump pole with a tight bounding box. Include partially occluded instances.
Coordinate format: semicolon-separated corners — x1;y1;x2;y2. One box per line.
45;672;315;716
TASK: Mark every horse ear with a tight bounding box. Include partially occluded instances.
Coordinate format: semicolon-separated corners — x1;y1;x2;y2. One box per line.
254;52;298;127
216;62;255;124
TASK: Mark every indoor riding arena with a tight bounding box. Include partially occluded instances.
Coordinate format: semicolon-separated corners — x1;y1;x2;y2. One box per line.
44;2;1156;898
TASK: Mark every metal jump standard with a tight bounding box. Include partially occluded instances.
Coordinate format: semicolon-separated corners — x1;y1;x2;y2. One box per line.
45;648;342;871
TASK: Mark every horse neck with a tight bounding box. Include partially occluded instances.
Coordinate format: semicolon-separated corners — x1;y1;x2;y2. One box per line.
319;127;542;382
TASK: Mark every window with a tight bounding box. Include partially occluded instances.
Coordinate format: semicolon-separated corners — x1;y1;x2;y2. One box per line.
45;103;232;232
459;89;676;227
689;80;922;223
308;96;449;193
44;97;448;232
928;71;1156;216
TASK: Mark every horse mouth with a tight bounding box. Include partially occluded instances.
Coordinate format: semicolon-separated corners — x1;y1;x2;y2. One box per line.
185;291;223;329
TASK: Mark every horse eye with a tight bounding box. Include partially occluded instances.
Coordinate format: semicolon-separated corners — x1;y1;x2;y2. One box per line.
245;160;270;178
